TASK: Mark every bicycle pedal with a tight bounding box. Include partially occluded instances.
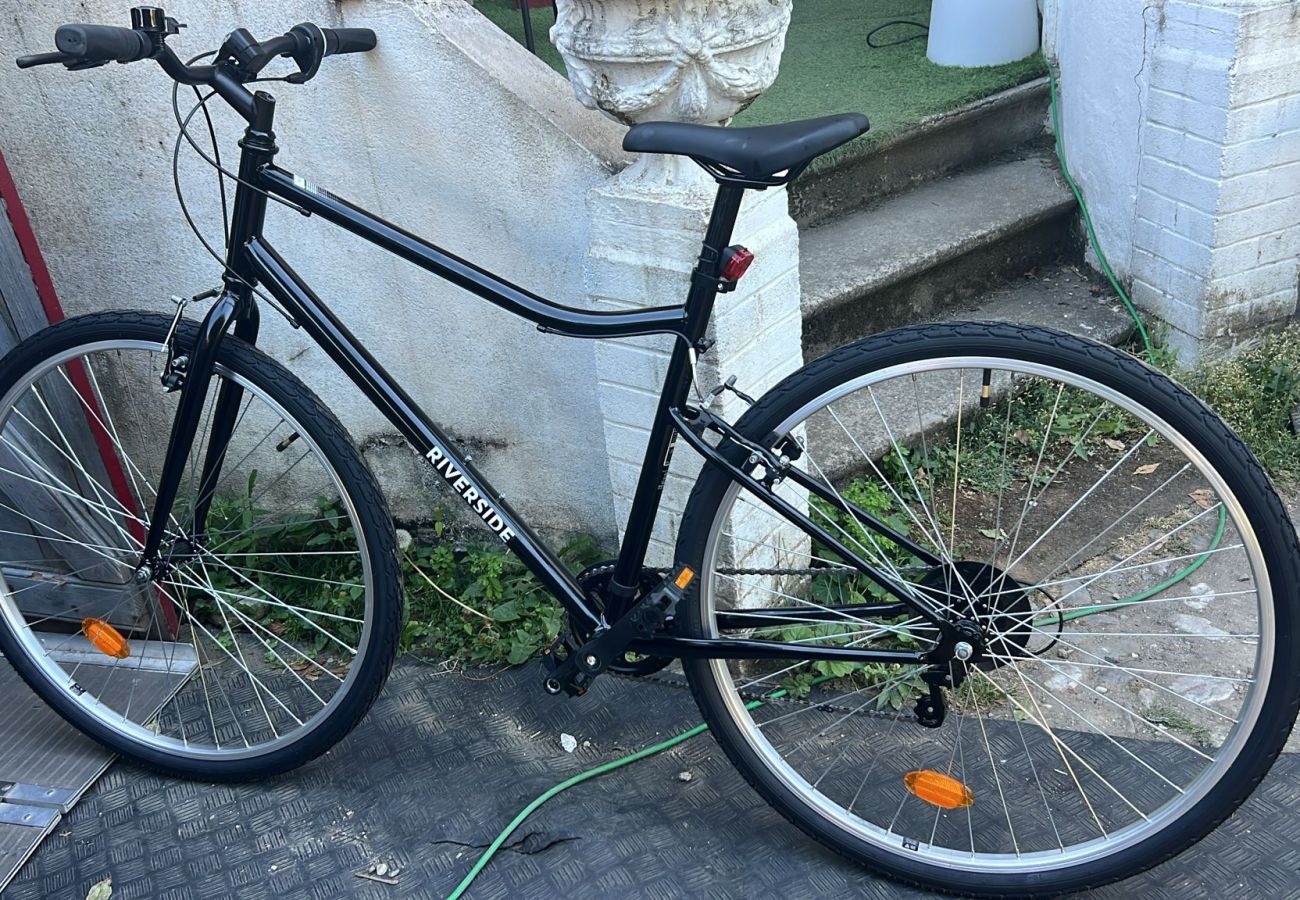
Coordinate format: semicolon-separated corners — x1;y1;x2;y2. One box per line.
540;637;589;697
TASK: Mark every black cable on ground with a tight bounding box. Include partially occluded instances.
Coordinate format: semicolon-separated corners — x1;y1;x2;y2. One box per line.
866;19;929;49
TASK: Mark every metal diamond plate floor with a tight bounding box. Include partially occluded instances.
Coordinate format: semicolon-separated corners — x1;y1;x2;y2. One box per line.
5;660;1299;899
0;653;184;893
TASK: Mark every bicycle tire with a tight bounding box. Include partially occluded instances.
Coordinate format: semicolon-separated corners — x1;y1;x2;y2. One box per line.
675;321;1300;896
0;311;402;780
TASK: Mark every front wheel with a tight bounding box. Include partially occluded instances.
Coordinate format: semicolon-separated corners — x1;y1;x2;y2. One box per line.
0;312;401;780
676;322;1300;895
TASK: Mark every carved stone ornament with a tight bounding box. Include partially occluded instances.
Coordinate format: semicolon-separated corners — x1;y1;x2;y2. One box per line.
551;0;793;126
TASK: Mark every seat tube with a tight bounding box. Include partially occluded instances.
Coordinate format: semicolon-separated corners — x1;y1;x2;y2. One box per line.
608;183;747;610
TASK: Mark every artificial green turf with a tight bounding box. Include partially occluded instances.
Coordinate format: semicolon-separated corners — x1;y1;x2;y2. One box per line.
474;0;1045;172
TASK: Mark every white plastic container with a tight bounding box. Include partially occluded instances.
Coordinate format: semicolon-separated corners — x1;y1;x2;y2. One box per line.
927;0;1041;68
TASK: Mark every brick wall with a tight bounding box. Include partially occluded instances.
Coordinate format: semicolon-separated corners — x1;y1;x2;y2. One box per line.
1048;0;1299;361
585;159;802;563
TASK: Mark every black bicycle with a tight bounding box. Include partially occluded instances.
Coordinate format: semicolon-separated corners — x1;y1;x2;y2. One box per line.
6;9;1300;897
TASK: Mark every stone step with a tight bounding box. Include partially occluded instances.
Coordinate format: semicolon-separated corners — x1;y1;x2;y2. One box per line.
789;77;1051;229
804;263;1139;478
799;151;1077;359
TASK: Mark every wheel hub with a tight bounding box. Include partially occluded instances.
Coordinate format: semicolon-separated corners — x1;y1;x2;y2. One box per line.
919;560;1035;670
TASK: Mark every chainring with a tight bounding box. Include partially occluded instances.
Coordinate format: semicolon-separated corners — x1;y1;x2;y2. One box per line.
573;561;676;676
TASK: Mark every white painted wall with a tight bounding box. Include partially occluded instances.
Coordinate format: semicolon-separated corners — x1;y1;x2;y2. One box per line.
1043;0;1300;358
1041;0;1154;280
0;0;631;539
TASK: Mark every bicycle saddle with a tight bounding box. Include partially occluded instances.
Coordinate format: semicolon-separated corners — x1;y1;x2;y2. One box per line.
623;113;869;184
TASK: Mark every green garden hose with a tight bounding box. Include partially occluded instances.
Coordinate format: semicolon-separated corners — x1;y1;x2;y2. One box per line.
1034;505;1226;628
444;693;778;900
443;68;1221;900
1048;66;1156;365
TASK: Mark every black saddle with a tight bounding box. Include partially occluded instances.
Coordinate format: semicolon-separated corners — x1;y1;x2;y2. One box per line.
623;113;869;186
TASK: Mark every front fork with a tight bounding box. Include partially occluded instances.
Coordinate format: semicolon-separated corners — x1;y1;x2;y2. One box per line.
137;287;260;578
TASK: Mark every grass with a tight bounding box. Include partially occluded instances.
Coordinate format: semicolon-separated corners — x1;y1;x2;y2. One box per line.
1142;705;1212;746
200;493;607;669
472;0;1046;172
1187;327;1300;484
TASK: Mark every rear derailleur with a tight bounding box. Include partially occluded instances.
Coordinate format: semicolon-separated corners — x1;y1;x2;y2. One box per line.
914;619;983;729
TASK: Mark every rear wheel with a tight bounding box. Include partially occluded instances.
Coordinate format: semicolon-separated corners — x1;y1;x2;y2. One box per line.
676;322;1300;895
0;312;401;780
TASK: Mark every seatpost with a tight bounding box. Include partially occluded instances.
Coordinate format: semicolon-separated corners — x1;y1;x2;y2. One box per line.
607;183;747;614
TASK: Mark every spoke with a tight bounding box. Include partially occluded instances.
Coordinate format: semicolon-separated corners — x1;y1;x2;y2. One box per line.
166;569;346;686
972;667;1115;836
982;384;1018;574
0;496;135;570
994;383;1065;586
865;386;960;570
1008;654;1210;773
0;436;148;540
83;359;155;511
1036;463;1195;586
58;364;161;504
773;449;937;612
198;581;337;703
757;666;923;732
997;428;1155;579
188;549;360;655
995;622;1241;723
15;394;138;531
963;663;1018;856
1032;504;1228;611
183;566;294;733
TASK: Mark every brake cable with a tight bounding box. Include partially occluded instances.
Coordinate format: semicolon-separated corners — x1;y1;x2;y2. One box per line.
168;58;300;326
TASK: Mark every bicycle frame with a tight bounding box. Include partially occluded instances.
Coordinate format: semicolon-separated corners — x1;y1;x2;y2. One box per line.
142;90;953;666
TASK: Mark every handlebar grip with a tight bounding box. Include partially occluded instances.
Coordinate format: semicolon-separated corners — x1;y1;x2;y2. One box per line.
322;28;377;57
54;24;152;64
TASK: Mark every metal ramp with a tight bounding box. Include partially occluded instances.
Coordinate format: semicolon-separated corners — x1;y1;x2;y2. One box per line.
0;644;193;891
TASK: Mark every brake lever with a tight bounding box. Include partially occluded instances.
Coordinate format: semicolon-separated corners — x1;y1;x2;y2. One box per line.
284;23;325;85
15;51;76;69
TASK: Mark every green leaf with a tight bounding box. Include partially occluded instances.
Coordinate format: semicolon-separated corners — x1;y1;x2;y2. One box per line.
491;599;521;622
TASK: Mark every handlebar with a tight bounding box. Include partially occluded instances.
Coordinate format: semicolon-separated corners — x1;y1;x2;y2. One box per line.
55;24;153;64
325;28;378;57
16;7;376;122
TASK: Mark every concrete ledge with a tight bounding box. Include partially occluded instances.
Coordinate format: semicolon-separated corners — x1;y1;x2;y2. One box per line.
789;78;1051;228
800;153;1077;357
805;264;1138;478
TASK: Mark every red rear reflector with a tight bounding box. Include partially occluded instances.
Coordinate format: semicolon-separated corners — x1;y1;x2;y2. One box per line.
721;246;754;282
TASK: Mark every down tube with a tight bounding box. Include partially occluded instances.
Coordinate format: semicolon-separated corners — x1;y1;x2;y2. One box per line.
244;238;602;631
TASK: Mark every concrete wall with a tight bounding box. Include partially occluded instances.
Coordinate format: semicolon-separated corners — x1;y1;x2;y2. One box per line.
0;0;631;540
1043;0;1300;359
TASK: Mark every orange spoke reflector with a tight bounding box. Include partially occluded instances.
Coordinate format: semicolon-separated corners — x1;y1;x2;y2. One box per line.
904;770;974;810
82;618;130;660
674;567;695;589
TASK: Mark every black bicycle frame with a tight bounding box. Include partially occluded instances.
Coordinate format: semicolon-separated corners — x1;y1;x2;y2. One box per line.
142;90;951;666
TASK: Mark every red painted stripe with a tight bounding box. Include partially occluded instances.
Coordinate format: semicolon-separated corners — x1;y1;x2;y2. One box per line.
0;146;66;324
0;146;179;635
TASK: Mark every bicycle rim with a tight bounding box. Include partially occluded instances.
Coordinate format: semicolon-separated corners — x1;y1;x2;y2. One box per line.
691;353;1276;873
0;338;375;761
